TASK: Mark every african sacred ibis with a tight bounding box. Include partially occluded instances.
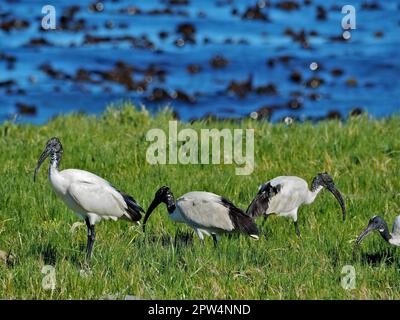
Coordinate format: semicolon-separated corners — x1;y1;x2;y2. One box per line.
143;186;259;246
246;173;346;236
34;137;144;260
355;215;400;247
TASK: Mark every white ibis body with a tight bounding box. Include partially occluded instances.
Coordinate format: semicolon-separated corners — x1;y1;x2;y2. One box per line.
143;186;259;246
34;137;144;260
355;215;400;247
246;173;346;236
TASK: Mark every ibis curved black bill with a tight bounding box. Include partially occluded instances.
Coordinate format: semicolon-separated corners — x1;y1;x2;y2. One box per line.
34;147;51;182
326;184;346;221
355;225;374;246
142;198;162;232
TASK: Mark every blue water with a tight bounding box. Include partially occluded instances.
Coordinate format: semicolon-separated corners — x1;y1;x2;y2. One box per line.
0;0;399;124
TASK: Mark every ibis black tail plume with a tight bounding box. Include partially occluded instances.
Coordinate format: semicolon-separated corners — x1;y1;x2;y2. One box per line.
246;183;281;218
220;197;259;239
120;191;143;221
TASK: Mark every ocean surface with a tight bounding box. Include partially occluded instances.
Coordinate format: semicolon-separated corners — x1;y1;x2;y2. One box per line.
0;0;399;124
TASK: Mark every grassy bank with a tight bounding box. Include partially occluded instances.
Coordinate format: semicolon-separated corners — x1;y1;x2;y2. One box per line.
0;105;399;299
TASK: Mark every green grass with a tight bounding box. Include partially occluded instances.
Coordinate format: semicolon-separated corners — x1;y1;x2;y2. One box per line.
0;104;400;299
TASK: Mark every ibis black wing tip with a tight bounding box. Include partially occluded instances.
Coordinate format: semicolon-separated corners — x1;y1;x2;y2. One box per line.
126;207;142;222
135;202;145;213
219;197;260;237
246;183;281;218
119;191;143;222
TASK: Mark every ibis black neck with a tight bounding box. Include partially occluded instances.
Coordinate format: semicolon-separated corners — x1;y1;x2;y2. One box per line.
50;150;62;169
164;190;176;214
167;204;176;214
379;223;392;243
311;176;323;192
142;187;175;232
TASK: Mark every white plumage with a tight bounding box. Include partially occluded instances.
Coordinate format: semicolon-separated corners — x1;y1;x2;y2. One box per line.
143;187;259;245
391;216;400;245
264;176;318;218
34;137;143;260
247;173;346;236
50;168;136;224
175;192;235;240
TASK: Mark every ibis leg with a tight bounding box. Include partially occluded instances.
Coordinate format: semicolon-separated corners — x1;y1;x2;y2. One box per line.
194;228;205;246
262;214;270;228
294;220;301;237
85;218;96;260
212;234;218;247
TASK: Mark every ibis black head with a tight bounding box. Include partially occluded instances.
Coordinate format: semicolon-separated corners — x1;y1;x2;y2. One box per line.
142;186;175;232
312;172;346;221
355;215;391;246
34;137;63;182
312;172;335;189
